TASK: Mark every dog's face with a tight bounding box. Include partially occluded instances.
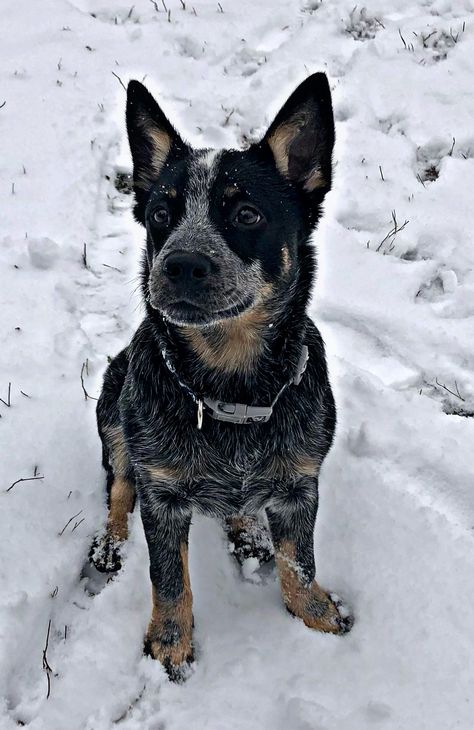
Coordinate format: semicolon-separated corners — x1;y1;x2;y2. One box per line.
126;75;334;327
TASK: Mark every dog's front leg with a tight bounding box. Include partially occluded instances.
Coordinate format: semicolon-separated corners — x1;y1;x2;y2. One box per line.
139;487;193;680
267;476;353;635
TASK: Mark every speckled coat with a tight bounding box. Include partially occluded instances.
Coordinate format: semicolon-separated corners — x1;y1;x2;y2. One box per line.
91;72;353;680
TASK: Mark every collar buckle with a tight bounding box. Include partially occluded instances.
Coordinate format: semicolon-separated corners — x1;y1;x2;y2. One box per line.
203;398;273;425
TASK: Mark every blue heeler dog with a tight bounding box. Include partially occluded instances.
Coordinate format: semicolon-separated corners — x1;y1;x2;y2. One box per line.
90;73;353;681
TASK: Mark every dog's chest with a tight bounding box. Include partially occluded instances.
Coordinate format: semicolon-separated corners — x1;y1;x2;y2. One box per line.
154;418;272;515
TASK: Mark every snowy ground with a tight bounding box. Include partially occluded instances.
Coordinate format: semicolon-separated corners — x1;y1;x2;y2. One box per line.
1;0;474;728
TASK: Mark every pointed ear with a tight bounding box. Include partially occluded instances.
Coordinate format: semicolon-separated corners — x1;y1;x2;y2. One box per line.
262;73;335;195
126;80;187;192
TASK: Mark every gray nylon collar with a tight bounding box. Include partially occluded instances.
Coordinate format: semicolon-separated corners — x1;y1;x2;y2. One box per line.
161;344;309;427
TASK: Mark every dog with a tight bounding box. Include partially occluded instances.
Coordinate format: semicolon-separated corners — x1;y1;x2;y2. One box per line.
90;72;353;681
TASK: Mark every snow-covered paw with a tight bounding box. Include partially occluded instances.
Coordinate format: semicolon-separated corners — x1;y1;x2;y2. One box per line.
328;592;354;634
286;585;354;635
226;515;274;567
144;624;194;683
89;532;123;573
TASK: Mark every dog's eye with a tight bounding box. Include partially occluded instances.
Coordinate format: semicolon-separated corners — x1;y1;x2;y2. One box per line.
233;205;262;228
152;206;170;227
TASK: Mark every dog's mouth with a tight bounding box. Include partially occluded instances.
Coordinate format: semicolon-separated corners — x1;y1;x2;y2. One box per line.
157;294;256;327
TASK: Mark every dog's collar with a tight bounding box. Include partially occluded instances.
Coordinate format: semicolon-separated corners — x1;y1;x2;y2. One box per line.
161;344;309;428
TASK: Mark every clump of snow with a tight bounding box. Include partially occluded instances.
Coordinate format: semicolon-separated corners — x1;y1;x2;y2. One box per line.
1;0;474;728
27;237;60;270
241;557;262;583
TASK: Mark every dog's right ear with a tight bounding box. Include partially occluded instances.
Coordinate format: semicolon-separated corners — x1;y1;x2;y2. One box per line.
126;80;187;194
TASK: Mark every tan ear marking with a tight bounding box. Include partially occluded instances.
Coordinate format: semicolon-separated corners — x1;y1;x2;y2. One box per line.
267;121;298;177
148;127;172;176
134;113;172;187
267;111;326;189
267;109;307;175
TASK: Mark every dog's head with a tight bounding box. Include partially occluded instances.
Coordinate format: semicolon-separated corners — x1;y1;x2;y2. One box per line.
126;74;334;328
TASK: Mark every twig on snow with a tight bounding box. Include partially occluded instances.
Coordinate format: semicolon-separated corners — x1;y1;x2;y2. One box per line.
221;105;235;126
6;475;44;493
42;620;53;699
111;71;126;91
80;361;98;401
434;377;465;402
71;517;85;532
58;510;83;536
0;382;11;407
416;173;426;188
376;211;409;252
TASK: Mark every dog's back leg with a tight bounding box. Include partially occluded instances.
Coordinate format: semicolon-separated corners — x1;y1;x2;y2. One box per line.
90;350;136;573
224;515;274;566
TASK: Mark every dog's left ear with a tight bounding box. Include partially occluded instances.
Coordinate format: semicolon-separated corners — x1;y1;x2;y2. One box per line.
262;73;335;200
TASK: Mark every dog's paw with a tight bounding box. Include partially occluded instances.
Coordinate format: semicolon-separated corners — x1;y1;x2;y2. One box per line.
89;532;123;573
226;516;274;566
286;585;354;635
144;633;194;683
329;592;354;634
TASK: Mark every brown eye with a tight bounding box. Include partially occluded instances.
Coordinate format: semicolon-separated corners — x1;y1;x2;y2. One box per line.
152;206;170;227
234;205;262;228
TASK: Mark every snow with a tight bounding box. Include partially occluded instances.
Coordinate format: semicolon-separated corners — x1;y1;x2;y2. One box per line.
1;0;474;727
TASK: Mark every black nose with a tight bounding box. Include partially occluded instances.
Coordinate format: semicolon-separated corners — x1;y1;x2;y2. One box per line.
162;251;212;285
